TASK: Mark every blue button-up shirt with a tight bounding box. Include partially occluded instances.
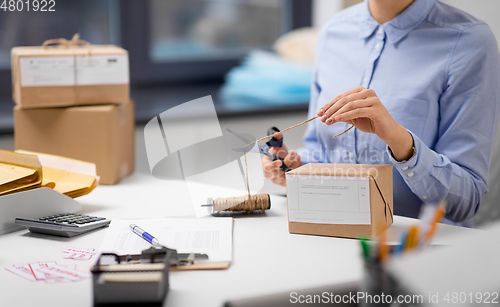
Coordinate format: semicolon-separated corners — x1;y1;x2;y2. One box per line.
297;0;500;226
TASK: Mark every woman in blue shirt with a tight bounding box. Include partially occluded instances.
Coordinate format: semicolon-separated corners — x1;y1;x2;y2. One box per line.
262;0;500;226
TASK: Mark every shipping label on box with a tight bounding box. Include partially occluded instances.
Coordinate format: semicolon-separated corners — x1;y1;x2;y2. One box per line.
19;55;129;87
286;163;393;239
75;54;129;85
20;56;75;87
287;175;371;225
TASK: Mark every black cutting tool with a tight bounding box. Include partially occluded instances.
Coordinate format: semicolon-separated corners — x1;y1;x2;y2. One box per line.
227;126;292;173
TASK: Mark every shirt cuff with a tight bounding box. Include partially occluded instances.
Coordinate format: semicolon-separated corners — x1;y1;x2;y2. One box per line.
386;130;437;193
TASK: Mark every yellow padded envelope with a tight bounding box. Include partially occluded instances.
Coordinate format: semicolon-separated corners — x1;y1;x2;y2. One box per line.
0;150;42;196
17;150;99;198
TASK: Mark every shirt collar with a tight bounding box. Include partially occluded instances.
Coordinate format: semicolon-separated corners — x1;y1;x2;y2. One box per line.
359;0;437;44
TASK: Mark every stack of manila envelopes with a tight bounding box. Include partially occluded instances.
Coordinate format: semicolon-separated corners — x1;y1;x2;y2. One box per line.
0;150;42;196
1;150;99;198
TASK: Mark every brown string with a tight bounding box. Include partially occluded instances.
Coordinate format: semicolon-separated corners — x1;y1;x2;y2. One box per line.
41;34;91;49
213;194;270;212
245;116;354;148
212;116;354;213
244;152;250;197
240;116;354;196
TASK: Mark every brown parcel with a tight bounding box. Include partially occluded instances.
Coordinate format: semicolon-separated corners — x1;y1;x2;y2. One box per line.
285;163;393;239
11;45;129;108
14;101;134;185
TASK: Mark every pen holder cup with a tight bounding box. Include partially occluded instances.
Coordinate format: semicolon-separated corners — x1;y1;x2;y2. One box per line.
359;261;415;307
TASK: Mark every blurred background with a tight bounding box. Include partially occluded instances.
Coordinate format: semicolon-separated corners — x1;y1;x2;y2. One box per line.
0;0;499;226
1;0;500;130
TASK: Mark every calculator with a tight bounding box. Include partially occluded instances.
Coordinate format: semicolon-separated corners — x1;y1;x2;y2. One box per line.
15;213;111;237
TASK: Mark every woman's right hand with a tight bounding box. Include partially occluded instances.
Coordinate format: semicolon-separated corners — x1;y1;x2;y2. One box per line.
261;132;302;186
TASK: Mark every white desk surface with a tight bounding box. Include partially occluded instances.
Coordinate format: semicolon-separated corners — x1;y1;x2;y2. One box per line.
0;172;480;307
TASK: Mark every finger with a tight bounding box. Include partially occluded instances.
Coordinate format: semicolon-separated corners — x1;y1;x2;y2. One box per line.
269;145;288;158
335;107;372;122
322;90;369;124
275;169;286;181
284;151;302;169
317;86;365;117
269;169;282;182
327;98;373;123
262;159;280;173
271;132;282;140
273;177;286;186
268;167;284;182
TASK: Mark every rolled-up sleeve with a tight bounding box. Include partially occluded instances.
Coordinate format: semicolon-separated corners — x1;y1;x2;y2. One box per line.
388;23;500;223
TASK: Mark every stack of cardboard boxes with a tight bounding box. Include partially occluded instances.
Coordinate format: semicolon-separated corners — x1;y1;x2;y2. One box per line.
11;41;135;184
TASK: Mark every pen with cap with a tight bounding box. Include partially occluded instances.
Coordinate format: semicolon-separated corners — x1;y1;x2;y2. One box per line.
129;224;210;266
130;224;160;246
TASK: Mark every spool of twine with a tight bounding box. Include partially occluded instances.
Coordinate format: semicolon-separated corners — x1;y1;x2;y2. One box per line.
213;194;270;212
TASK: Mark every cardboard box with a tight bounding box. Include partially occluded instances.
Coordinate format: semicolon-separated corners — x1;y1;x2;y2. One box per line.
11;45;129;108
14;101;135;185
286;163;393;239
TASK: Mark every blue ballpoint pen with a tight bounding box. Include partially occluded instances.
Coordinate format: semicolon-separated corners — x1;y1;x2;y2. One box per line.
130;224;160;246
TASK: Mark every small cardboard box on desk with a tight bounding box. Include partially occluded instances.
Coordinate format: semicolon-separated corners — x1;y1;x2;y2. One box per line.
11;35;129;109
14;101;135;185
286;163;393;239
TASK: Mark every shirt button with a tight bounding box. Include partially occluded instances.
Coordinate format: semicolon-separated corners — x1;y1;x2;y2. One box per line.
348;151;354;159
421;195;428;200
363;77;369;83
378;27;383;34
375;43;381;49
401;166;408;171
407;172;414;177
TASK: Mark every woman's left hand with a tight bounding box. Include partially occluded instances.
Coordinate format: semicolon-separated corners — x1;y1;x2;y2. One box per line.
317;86;414;161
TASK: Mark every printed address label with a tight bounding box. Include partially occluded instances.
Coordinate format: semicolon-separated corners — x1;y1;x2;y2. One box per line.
20;54;129;87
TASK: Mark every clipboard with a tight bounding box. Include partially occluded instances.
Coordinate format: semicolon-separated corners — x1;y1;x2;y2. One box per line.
99;218;233;271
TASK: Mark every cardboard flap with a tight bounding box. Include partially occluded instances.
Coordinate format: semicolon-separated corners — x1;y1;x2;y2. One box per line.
370;174;394;226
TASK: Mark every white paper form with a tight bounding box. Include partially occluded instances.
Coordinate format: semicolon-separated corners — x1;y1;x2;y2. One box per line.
99;218;233;263
287;176;371;225
20;56;75;87
76;54;129;85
